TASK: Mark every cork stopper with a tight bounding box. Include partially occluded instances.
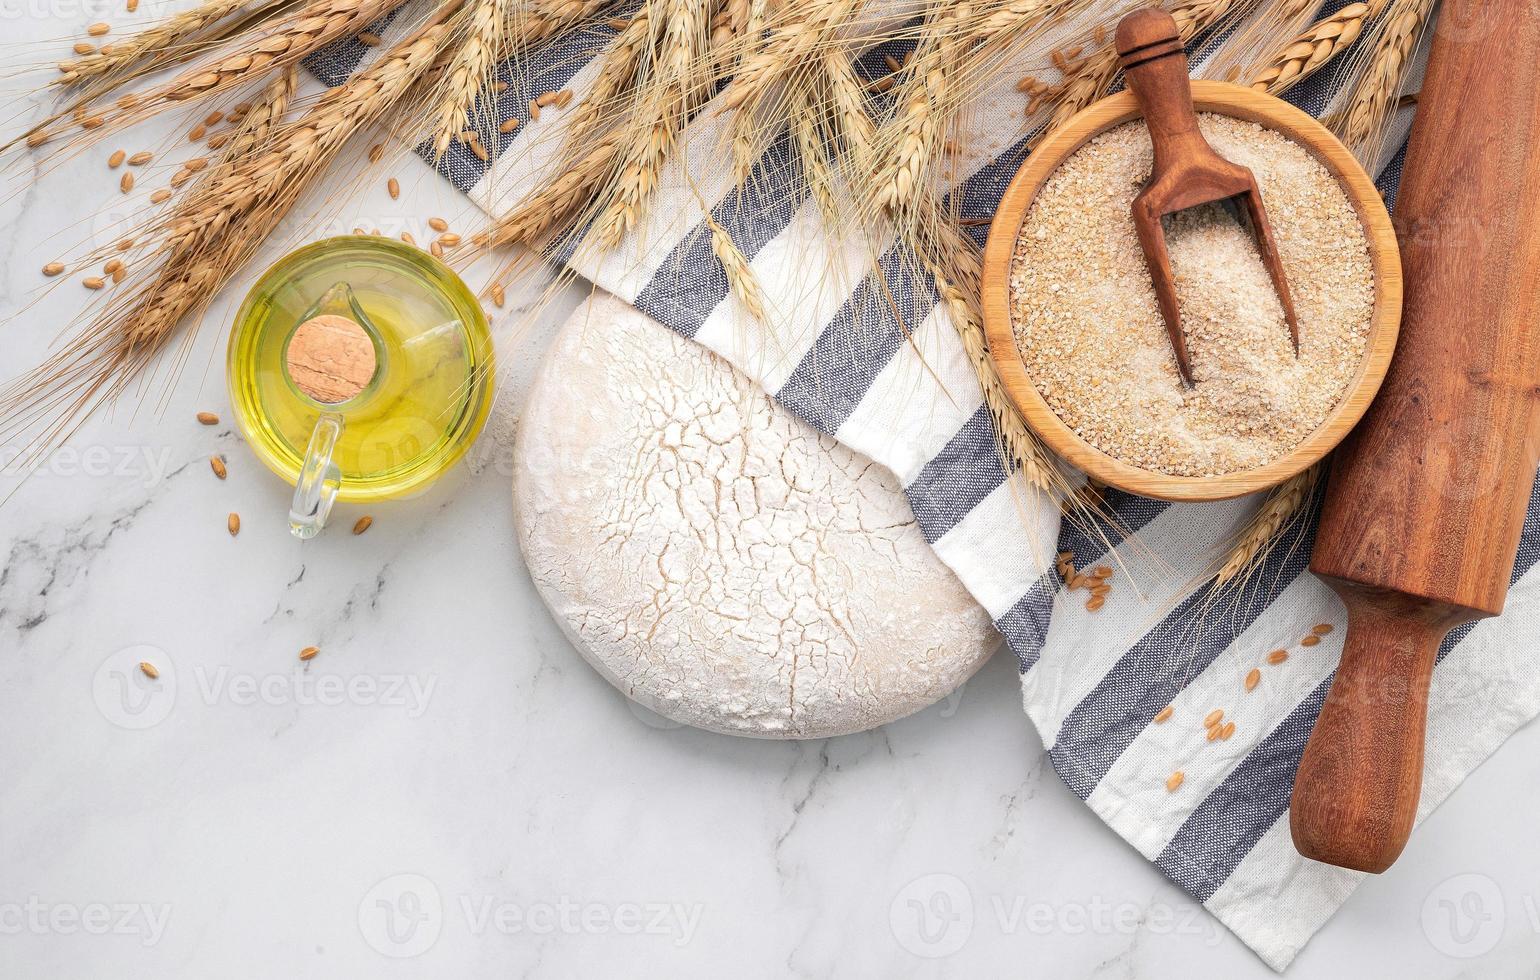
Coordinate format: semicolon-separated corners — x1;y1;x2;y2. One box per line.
285;314;377;404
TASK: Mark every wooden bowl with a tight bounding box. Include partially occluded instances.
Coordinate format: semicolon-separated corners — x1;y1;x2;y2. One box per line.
981;81;1402;502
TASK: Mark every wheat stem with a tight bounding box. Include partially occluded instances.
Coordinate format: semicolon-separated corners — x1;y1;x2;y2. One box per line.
1214;465;1319;584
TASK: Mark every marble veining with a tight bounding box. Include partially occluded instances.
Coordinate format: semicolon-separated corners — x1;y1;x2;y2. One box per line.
3;13;1540;978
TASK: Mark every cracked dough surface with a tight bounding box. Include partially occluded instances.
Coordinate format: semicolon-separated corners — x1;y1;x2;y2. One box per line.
513;295;998;738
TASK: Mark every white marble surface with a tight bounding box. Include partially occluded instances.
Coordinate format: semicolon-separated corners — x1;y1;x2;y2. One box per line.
4;16;1540;980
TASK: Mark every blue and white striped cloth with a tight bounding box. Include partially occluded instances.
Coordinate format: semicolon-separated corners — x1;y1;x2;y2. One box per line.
315;2;1540;968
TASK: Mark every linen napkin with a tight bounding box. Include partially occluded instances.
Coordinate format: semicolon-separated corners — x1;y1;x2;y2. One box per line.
311;1;1540;968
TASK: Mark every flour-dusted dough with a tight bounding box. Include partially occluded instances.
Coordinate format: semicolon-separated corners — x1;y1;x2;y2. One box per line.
513;295;998;738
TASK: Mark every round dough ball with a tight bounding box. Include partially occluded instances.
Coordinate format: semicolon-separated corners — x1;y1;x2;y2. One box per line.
513;295;997;737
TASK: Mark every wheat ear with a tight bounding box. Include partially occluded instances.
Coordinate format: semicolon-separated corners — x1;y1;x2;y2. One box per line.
474;131;625;248
428;0;510;157
1;24;449;453
590;0;713;248
874;2;966;221
1214;465;1319;584
1249;0;1391;94
1206;0;1321;83
54;0;264;86
58;0;401;144
1332;0;1434;162
1034;0;1249;151
715;0;855;114
705;215;768;323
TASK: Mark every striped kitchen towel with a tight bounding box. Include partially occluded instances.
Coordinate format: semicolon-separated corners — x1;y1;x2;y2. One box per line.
314;2;1540;969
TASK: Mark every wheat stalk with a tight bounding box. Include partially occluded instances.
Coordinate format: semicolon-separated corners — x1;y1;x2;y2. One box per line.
916;204;1061;495
429;0;510;157
705;214;768;322
590;0;713;248
2;23;449;453
474;131;625;248
716;0;855;114
54;0;268;86
61;0;401;144
1214;464;1319;584
1332;0;1434;162
1249;0;1391;94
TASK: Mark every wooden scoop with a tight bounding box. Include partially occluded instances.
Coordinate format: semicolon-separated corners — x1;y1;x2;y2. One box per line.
1114;8;1299;385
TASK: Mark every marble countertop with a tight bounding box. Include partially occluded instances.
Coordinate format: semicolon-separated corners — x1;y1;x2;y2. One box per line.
5;16;1540;980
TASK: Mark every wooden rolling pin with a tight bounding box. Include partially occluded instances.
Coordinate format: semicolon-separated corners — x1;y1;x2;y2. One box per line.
1291;0;1540;874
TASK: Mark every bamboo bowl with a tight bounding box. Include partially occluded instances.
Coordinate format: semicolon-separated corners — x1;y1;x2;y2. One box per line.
981;82;1402;502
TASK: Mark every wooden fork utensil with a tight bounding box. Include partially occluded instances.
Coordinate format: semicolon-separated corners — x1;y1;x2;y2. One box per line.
1114;8;1300;385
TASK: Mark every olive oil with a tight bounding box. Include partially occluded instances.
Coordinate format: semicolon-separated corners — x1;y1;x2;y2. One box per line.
228;236;493;534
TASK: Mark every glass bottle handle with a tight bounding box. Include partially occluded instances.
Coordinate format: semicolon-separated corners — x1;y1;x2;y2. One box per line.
290;413;344;539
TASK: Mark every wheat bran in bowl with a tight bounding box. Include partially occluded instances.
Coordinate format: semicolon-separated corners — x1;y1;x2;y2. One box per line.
1007;113;1376;478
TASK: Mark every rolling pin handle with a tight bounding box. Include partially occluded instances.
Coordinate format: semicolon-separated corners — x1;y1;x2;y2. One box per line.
1289;585;1469;873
